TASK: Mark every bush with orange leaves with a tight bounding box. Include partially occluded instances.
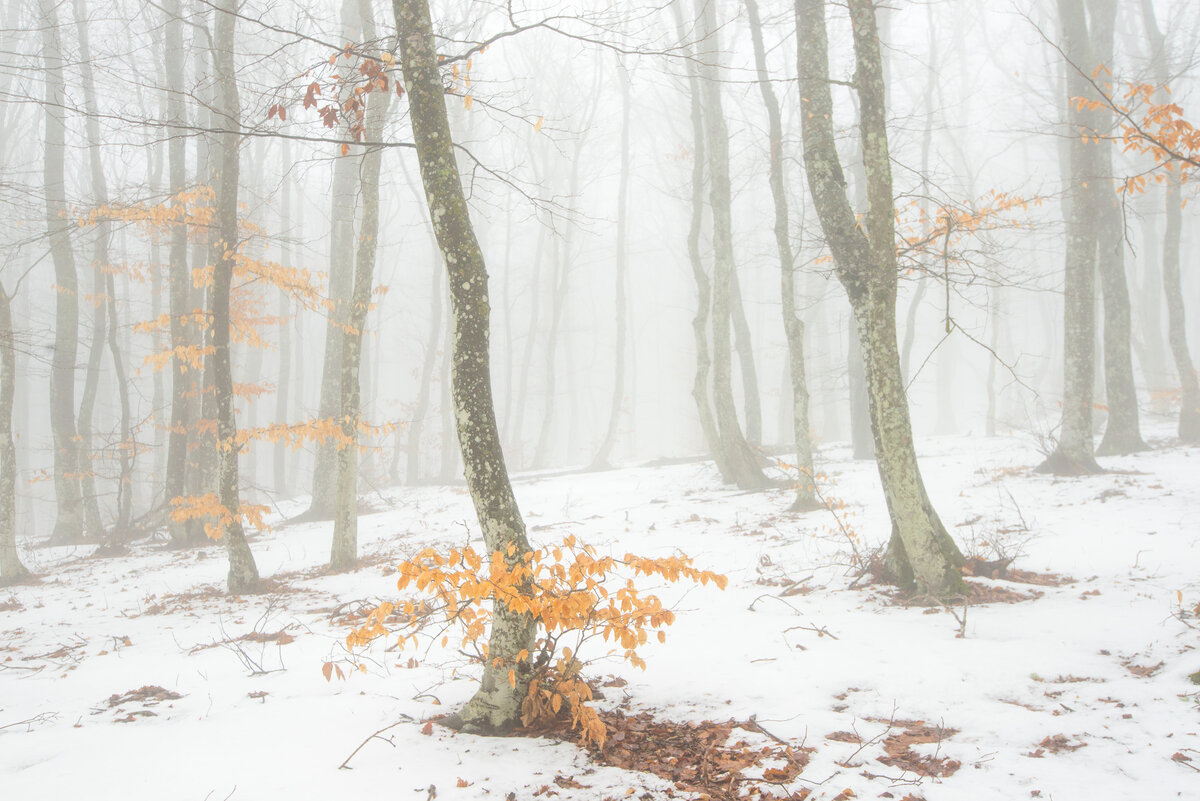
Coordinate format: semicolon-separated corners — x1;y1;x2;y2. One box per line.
346;535;727;746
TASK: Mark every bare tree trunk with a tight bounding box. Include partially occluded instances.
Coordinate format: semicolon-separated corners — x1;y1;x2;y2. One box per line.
671;0;726;477
211;0;258;593
1040;0;1104;474
745;0;816;509
796;0;965;597
0;282;27;584
332;0;391;571
309;0;363;518
275;139;293;496
1089;0;1145;456
40;0;85;544
696;0;769;490
590;58;631;471
406;231;442;484
513;221;547;468
1139;0;1198;442
395;0;535;733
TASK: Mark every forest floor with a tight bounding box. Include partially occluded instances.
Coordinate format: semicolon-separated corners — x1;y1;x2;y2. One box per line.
2;426;1199;801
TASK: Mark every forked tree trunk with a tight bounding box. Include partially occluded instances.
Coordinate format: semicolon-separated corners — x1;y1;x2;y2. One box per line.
211;0;258;594
1039;0;1104;474
395;0;536;733
696;0;769;490
0;282;28;584
745;0;817;509
796;0;965;598
671;0;726;478
331;0;392;571
39;0;85;544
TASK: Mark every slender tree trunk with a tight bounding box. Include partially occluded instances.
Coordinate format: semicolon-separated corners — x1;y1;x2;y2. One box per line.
407;232;442;484
671;0;726;477
437;309;456;481
745;0;816;508
309;0;363;518
0;282;27;584
696;0;769;489
40;0;84;544
395;0;536;733
513;221;547;468
211;0;258;593
796;0;965;598
1089;0;1145;456
332;0;391;571
590;59;631;471
1040;0;1104;474
275;139;293;496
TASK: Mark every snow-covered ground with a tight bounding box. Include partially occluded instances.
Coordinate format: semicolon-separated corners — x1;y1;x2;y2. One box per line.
3;428;1198;800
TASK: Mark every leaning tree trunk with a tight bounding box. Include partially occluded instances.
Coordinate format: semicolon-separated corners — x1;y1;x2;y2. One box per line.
1039;0;1104;474
39;0;85;544
696;0;769;490
395;0;536;733
0;282;28;584
796;0;965;598
210;0;258;594
671;0;727;479
590;57;631;471
331;0;392;571
1089;0;1145;456
745;0;817;509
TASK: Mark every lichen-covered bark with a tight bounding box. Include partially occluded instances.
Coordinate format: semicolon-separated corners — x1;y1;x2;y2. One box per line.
1040;0;1104;474
695;0;769;490
211;0;258;594
395;0;535;733
332;0;391;571
795;0;965;598
39;0;84;544
0;282;28;584
745;0;817;509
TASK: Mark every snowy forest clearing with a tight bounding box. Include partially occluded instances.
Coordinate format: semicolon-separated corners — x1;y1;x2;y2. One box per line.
3;429;1197;801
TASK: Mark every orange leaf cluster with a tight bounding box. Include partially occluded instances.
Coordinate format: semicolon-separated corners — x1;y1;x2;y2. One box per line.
346;536;727;747
168;493;270;540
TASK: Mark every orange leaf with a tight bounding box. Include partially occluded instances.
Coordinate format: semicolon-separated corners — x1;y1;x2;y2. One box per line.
421;720;434;735
322;662;333;682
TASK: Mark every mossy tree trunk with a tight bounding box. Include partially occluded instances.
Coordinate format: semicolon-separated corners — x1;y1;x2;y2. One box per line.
795;0;965;598
395;0;535;733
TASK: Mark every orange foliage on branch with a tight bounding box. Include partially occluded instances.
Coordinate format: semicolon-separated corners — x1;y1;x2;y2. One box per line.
169;493;270;540
346;535;727;746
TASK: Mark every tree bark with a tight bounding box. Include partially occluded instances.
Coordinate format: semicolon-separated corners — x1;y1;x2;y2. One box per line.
1039;0;1104;474
332;0;392;571
795;0;965;598
1139;0;1199;442
745;0;817;509
0;282;27;584
275;138;293;496
309;0;364;519
211;0;258;594
590;58;631;471
395;0;536;733
696;0;769;490
39;0;85;544
1089;0;1145;456
671;0;726;478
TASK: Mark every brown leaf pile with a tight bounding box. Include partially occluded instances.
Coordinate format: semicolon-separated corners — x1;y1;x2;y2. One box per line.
876;722;961;778
1026;734;1087;757
537;710;812;800
106;685;183;707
